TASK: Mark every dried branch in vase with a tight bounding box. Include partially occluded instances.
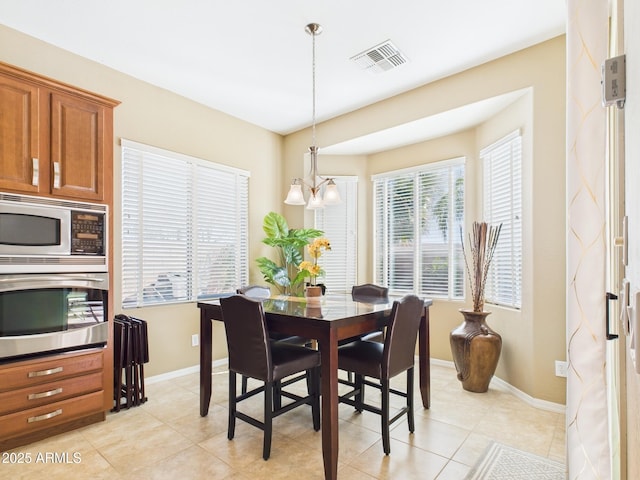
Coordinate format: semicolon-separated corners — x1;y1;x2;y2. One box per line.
461;221;502;312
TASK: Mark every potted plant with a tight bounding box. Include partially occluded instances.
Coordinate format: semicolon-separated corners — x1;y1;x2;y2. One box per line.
256;212;323;296
450;221;502;393
298;237;331;301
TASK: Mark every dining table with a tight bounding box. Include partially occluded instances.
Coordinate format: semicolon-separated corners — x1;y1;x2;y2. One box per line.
198;292;432;480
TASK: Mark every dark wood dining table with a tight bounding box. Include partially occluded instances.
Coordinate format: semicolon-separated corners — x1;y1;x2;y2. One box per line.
198;293;432;480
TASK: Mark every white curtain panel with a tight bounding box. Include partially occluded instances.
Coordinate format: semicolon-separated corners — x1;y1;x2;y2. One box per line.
566;1;610;478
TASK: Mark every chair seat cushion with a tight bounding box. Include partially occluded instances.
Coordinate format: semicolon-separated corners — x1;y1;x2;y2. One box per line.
359;330;384;343
338;340;384;379
271;343;320;382
273;335;311;346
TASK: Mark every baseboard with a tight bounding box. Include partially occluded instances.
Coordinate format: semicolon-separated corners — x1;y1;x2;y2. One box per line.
148;357;565;414
145;358;228;385
430;358;566;414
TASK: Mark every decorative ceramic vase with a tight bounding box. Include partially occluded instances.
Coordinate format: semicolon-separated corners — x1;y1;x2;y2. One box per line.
305;285;322;303
449;309;502;393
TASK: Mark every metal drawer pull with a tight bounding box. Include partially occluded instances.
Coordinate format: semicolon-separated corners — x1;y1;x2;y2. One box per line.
28;366;63;378
28;387;63;400
28;409;62;423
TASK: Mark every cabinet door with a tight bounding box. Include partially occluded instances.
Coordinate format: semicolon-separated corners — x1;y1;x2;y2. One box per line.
0;74;42;194
50;92;105;201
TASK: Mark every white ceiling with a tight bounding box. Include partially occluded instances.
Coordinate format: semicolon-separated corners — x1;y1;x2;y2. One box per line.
0;1;565;152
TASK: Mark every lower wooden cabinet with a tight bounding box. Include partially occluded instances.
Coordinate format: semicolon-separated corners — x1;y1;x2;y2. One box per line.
0;390;104;439
0;349;108;450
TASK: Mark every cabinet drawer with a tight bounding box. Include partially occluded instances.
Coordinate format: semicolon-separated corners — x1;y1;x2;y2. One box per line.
0;390;104;439
0;371;102;416
0;350;103;392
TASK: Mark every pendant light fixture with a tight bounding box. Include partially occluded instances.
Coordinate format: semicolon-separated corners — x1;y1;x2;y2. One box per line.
284;23;341;209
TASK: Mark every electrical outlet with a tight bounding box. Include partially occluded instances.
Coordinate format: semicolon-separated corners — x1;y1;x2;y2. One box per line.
555;360;567;377
191;333;199;347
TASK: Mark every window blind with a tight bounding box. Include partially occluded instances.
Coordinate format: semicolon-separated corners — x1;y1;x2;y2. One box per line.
373;159;465;298
121;139;249;308
314;176;358;293
481;130;522;309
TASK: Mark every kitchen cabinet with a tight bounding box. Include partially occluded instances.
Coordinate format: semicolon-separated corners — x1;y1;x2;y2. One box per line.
0;349;106;451
0;61;118;202
0;61;118;450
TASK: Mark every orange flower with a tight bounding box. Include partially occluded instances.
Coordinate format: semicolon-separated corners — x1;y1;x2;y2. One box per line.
300;238;331;285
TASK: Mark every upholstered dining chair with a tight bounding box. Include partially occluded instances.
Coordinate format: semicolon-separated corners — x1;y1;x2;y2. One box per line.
220;294;321;460
236;285;312;395
337;294;424;455
351;283;389;343
351;283;389;298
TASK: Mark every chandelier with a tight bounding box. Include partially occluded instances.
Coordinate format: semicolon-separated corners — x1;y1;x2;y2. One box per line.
284;23;341;209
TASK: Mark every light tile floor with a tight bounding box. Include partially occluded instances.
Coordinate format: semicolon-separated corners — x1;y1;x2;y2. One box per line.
2;362;565;479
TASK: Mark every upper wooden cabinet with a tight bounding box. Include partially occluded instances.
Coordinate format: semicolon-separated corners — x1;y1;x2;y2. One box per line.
0;62;119;203
0;73;41;194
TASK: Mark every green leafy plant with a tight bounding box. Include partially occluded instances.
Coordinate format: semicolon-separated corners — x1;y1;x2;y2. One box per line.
256;212;323;295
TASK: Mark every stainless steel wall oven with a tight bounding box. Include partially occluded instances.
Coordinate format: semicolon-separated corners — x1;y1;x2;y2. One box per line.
0;272;108;361
0;193;109;361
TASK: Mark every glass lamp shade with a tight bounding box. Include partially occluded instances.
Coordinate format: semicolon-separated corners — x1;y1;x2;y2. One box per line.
284;184;306;205
306;193;324;209
323;181;341;205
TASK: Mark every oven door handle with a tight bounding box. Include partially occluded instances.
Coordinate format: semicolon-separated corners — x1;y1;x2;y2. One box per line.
0;276;106;283
0;274;108;292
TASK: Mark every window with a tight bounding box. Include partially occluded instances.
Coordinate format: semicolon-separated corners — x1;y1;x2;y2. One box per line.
481;130;522;309
373;159;465;298
121;139;249;308
314;176;358;293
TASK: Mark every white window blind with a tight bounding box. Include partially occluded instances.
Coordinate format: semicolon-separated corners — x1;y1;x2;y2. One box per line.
373;159;465;298
482;130;522;309
314;176;358;293
121;139;249;308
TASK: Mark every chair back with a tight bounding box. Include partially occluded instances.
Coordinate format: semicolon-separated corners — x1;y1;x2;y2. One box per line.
382;294;424;378
220;295;272;381
237;285;271;299
351;283;389;298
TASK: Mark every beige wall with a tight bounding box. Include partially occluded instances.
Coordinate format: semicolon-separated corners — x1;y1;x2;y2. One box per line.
0;24;567;404
284;36;567;404
0;24;283;377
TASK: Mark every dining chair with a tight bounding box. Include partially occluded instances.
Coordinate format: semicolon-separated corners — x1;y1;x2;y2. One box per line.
220;294;321;460
236;285;312;395
351;283;389;298
350;283;389;343
337;294;424;455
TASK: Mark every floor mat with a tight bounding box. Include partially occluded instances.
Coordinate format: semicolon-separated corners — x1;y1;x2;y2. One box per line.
465;442;566;479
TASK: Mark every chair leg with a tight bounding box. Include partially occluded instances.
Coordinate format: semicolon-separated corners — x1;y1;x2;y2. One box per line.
306;368;313;395
228;371;236;440
263;381;273;460
241;375;248;394
311;367;320;431
354;374;365;413
273;380;282;411
407;367;415;433
381;378;391;455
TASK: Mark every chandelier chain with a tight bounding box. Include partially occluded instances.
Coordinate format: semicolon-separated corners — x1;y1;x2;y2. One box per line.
311;27;317;147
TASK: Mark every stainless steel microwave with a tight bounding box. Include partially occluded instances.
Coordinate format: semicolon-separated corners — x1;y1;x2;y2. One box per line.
0;192;107;273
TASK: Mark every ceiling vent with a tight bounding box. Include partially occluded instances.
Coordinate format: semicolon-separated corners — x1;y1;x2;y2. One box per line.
350;40;408;74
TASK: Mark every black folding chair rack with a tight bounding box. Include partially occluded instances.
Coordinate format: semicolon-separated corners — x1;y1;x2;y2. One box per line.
112;314;149;411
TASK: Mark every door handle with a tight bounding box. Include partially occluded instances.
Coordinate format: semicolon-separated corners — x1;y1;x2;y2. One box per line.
606;292;619;340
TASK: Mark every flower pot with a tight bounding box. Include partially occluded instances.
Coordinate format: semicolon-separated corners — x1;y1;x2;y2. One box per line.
305;285;322;303
449;309;502;393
